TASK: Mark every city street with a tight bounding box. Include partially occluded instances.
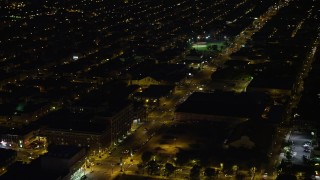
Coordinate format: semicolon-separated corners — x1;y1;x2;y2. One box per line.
2;0;320;179
82;0;296;179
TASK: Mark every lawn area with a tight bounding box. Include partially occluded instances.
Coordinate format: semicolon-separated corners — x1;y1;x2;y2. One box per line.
141;120;270;170
145;121;235;166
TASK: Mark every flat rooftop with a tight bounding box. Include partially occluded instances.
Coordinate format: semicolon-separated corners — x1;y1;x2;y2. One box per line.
45;145;84;159
135;85;174;98
175;91;270;119
41;109;107;134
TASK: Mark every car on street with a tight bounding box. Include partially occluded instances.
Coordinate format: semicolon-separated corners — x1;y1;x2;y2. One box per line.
303;143;310;148
304;146;311;152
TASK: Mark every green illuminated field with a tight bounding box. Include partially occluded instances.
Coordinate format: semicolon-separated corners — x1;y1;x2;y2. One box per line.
192;42;225;51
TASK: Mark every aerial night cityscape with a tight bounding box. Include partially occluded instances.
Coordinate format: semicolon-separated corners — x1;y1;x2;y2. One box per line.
0;0;320;179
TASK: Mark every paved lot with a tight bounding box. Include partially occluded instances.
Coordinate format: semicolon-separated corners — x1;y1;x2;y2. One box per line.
280;131;313;165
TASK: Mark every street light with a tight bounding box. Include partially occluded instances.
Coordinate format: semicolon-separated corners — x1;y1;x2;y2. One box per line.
232;165;238;175
130;149;133;162
111;163;114;174
120;162;123;172
251;167;257;179
220;163;224;170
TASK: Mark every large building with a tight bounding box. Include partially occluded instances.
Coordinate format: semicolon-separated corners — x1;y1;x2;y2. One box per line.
41;145;86;180
0;145;86;180
175;91;271;122
41;101;140;151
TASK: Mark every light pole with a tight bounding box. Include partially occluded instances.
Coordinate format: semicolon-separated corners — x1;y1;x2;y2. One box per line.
130;149;133;163
120;156;123;172
111;163;114;174
251;167;256;180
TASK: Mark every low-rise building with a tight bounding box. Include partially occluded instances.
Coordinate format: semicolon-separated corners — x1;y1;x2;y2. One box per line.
246;77;293;97
246;62;297;98
0;126;38;149
0;148;17;175
0;102;52;127
175;91;270;122
41;145;86;180
133;85;174;108
42;101;141;151
127;62;188;88
40;109;109;151
0;145;86;180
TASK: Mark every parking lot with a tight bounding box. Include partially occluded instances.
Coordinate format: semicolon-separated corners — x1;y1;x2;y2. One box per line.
280;131;314;165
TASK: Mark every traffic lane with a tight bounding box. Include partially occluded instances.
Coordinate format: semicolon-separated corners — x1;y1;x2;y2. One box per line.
88;121;165;177
88;157;121;179
86;170;110;180
104;121;163;162
109;121;161;158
